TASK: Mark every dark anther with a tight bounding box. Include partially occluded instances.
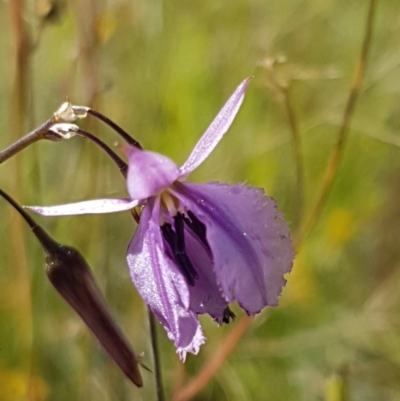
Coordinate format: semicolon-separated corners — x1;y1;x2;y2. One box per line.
174;213;199;286
182;210;209;250
161;216;198;287
222;307;236;324
161;223;175;251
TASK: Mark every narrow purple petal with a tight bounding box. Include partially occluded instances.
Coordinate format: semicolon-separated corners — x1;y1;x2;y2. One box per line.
126;146;181;200
179;78;252;179
184;227;228;322
172;182;294;315
26;198;139;216
126;197;205;360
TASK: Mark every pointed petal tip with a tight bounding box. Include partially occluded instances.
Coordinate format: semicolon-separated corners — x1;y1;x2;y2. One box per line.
179;77;252;178
238;76;253;91
25;198;139;216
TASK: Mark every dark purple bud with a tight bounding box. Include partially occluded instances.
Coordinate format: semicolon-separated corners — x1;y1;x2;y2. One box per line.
0;189;143;387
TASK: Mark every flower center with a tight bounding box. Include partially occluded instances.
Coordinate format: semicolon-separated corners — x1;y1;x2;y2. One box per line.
159;192;210;287
161;212;199;286
160;191;178;216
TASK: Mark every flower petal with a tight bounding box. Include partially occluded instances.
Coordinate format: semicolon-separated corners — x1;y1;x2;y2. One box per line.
172;182;294;315
26;198;139;216
126;197;205;360
184;227;228;322
179;78;252;178
126;146;181;200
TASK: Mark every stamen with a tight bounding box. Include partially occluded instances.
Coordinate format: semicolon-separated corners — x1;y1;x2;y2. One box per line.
161;219;198;287
161;224;175;251
174;213;199;286
183;210;209;250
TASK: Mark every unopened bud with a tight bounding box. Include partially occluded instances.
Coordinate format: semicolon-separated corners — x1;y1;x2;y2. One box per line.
47;123;79;139
54;101;88;122
0;189;143;387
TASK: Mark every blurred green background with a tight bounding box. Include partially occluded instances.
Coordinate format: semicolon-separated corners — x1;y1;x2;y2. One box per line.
1;0;400;400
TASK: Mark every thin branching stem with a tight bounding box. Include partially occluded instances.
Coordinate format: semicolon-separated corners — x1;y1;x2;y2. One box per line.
0;189;39;229
148;308;166;401
87;108;143;149
282;85;303;227
0;118;55;164
264;66;303;227
76;129;128;178
294;0;378;247
76;129;141;223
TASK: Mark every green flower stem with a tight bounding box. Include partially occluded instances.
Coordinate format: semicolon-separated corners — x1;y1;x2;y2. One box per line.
148;308;166;401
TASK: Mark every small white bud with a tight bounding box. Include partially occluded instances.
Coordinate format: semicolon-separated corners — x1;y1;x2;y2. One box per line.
48;123;80;139
72;105;89;119
54;102;89;122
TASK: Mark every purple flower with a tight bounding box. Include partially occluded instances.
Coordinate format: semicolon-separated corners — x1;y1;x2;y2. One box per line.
29;79;294;360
